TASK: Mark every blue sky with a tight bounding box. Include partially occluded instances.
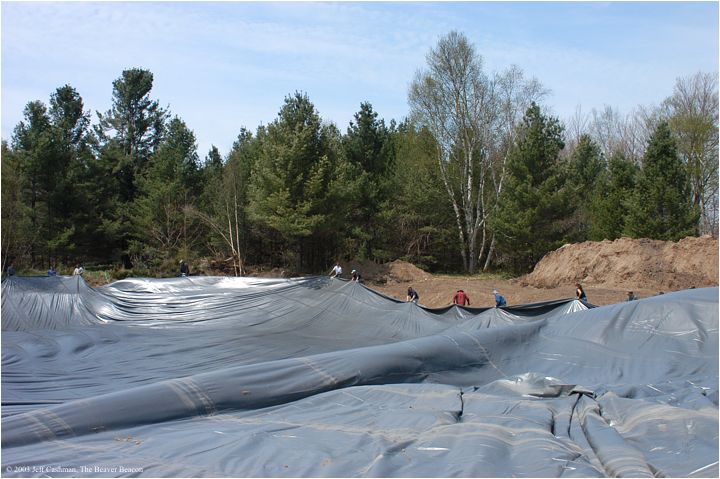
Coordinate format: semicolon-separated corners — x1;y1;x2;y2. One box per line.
2;1;718;159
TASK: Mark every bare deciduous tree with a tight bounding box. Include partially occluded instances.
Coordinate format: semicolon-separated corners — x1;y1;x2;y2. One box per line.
408;31;545;272
661;72;719;236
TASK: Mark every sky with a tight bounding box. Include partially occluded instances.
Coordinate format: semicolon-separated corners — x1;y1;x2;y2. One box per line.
2;1;718;159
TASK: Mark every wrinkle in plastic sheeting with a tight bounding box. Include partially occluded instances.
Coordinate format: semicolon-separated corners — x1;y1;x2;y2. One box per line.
1;275;717;477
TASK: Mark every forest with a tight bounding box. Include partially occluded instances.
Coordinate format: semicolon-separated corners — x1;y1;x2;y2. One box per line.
2;32;717;278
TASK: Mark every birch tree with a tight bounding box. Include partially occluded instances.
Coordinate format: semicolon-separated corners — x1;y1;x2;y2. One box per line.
662;72;718;236
408;31;544;272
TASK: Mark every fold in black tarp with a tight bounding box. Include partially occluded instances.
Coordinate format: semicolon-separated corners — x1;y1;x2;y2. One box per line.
1;276;717;477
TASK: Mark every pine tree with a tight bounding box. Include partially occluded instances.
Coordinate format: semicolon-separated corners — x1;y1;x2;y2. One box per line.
7;85;97;268
93;69;169;267
95;68;168;203
11;101;52;265
587;151;638;240
343;102;394;260
247;92;350;271
493;103;571;273
624;122;699;240
45;85;94;262
565;134;605;241
130;117;200;269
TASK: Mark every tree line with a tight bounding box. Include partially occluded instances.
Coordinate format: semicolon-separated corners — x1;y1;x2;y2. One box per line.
2;31;717;278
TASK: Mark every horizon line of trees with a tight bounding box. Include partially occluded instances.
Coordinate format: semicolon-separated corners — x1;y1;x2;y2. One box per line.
2;32;717;277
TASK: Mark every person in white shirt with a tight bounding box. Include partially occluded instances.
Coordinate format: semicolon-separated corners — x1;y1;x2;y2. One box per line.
329;263;342;278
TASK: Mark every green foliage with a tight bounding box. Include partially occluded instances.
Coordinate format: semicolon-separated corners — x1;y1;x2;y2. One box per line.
624;122;700;240
8;87;96;267
93;69;169;266
3;65;707;278
11;100;52;262
494;104;571;273
342;102;395;259
131;117;201;268
247;92;348;270
94;69;167;202
564;134;606;241
46;86;94;259
587;151;639;240
380;123;459;271
95;68;167;169
1;142;34;270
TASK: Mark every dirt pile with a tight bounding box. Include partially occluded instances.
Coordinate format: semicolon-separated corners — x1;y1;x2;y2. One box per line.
522;236;718;291
384;259;433;283
342;259;432;284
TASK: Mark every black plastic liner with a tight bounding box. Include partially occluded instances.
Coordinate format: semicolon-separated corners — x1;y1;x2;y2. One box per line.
1;275;717;477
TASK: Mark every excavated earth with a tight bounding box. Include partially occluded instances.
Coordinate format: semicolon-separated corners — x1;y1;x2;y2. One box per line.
365;236;719;307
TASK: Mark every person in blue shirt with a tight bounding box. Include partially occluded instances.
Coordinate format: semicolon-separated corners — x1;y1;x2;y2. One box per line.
493;289;506;307
48;266;56;276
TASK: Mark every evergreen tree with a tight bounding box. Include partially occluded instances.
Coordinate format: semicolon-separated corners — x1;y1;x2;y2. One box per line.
46;85;93;263
587;151;638;240
247;92;350;271
95;68;167;189
624;122;699;240
1;142;34;271
381;123;458;270
130;117;200;269
204;145;223;172
94;68;168;265
8;86;95;268
11;100;52;264
493;103;571;273
565;134;605;241
343;102;394;259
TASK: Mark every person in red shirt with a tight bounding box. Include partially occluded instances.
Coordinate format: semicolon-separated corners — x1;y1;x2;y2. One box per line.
452;289;470;306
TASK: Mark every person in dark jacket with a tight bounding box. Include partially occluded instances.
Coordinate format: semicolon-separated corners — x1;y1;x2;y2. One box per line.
180;260;190;277
575;283;587;301
406;287;419;303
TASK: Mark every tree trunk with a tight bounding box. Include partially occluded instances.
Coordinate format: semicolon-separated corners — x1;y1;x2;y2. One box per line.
483;234;496;271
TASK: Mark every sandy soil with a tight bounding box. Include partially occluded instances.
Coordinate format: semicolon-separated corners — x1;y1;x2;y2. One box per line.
368;276;637;308
357;236;719;308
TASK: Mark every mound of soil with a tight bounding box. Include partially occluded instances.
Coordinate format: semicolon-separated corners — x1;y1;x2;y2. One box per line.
384;259;433;283
371;236;718;307
343;259;432;284
521;236;718;291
